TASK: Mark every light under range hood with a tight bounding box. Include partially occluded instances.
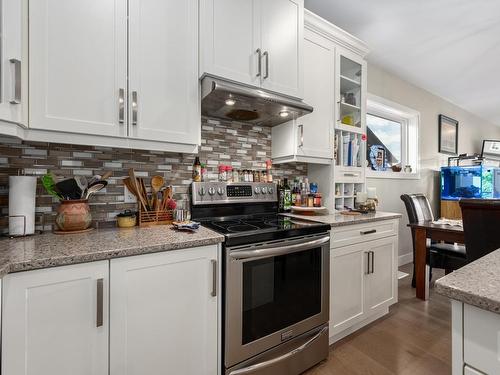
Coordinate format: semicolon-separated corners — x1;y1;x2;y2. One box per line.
201;76;313;127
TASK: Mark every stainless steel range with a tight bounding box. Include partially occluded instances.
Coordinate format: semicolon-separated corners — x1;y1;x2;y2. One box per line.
191;182;330;375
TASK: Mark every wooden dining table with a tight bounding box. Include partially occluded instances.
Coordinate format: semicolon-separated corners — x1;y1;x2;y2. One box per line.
408;221;465;300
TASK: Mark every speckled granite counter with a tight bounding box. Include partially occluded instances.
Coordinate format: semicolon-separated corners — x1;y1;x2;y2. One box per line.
0;226;224;277
282;211;401;227
436;249;500;314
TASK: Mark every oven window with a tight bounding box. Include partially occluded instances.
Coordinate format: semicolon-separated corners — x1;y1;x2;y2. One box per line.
242;247;322;345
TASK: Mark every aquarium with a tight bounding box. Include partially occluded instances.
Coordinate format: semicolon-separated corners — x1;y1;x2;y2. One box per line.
441;166;500;200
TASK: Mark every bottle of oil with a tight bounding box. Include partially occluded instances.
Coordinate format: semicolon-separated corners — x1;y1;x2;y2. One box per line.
192;157;201;182
283;178;292;212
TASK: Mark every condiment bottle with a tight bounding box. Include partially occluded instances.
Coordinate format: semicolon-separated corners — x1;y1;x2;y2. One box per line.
266;160;273;183
314;193;322;207
192;157;202;182
233;168;239;182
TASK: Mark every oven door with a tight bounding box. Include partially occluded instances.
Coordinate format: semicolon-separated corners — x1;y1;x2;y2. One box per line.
225;233;330;368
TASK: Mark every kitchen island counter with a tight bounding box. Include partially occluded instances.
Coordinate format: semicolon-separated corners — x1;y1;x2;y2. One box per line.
0;225;224;277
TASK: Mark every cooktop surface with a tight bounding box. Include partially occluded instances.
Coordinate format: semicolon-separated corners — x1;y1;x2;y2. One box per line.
198;213;330;246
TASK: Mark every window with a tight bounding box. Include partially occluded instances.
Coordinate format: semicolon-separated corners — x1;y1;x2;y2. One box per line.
366;94;420;178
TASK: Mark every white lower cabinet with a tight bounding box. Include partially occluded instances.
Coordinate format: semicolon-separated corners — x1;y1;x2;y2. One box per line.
1;245;219;375
330;223;398;342
110;246;219;375
1;261;109;375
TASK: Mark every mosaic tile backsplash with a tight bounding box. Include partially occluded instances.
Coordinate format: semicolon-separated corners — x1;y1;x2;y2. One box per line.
0;118;306;232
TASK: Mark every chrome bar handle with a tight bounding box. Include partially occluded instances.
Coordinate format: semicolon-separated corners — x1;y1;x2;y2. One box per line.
9;58;21;104
263;51;269;79
360;229;377;235
365;252;370;275
96;278;104;327
229;326;328;375
298;125;304;148
230;235;330;260
131;91;138;126
211;259;217;297
256;49;262;77
118;88;125;124
370;251;375;274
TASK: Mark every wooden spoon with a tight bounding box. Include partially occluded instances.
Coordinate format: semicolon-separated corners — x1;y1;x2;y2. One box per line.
151;175;165;210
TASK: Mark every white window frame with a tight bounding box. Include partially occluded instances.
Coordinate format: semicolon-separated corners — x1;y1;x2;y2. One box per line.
366;94;420;180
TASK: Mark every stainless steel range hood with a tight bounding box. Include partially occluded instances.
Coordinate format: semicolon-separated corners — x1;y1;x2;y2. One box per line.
201;76;313;127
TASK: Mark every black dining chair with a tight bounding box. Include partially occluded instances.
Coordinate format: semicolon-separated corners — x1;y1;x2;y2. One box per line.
460;199;500;263
400;194;467;287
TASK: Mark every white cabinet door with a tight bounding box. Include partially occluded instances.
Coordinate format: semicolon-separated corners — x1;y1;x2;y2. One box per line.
199;0;260;87
330;243;366;336
128;0;199;145
29;0;127;137
0;0;23;124
1;262;109;375
365;236;398;313
110;245;219;375
297;28;334;160
260;0;303;98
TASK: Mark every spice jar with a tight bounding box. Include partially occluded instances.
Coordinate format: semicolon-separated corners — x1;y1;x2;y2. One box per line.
226;166;233;182
307;194;314;207
218;165;227;182
313;193;322;207
232;168;239;182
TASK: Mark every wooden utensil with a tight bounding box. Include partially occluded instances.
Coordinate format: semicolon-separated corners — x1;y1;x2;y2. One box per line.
151;175;164;210
139;178;151;211
101;171;112;180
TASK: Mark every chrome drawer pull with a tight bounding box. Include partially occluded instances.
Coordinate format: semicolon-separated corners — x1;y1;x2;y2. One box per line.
96;278;104;327
9;58;21;104
360;229;376;235
211;259;217;297
256;49;262;77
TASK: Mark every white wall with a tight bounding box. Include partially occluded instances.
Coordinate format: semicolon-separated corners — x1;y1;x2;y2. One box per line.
367;63;500;262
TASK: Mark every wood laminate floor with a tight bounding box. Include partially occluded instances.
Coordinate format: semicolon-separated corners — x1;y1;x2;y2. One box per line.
305;264;451;375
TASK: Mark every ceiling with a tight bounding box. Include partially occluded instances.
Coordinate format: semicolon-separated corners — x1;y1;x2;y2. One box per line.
305;0;500;126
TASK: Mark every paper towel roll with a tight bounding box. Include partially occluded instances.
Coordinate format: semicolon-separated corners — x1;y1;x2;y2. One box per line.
9;176;37;236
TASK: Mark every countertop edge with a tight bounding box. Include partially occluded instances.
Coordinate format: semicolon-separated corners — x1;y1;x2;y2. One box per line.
0;229;224;278
435;248;500;315
283;211;402;227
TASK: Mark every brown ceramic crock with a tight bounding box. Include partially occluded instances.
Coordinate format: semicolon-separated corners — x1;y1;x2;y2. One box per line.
55;199;92;231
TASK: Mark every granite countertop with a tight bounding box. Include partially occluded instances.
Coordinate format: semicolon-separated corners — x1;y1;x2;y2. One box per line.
0;225;224;277
436;249;500;314
282;211;402;227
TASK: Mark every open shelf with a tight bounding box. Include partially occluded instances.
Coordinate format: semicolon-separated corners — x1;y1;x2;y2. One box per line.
340;75;361;92
335;123;363;134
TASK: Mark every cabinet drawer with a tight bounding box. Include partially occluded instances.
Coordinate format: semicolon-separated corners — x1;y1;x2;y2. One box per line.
334;167;364;183
331;220;397;249
464;304;500;375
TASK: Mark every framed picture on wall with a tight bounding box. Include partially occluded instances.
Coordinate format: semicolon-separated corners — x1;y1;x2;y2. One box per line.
438;114;458;155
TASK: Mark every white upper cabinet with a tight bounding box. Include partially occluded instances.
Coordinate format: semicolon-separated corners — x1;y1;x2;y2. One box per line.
2;262;109;375
271;21;334;164
199;0;260;87
0;0;24;124
200;0;304;99
128;0;199;145
29;0;127;137
260;0;303;98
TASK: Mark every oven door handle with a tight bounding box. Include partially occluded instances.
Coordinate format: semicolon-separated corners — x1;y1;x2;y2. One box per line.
228;326;328;375
229;235;330;260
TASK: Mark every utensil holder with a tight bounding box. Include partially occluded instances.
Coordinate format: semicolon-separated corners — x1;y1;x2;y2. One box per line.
138;206;173;227
55;199;92;231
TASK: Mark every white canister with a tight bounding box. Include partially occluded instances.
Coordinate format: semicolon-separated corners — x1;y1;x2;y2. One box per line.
9;176;37;236
356;192;368;203
367;187;377;199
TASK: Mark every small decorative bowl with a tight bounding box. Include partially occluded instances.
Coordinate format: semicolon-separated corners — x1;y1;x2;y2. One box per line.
391;165;402;172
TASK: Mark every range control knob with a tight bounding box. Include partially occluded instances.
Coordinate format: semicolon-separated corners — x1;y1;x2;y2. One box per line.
254;186;260;194
268;187;274;194
199;187;206;196
208;187;216;196
217;187;225;195
261;186;268;194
